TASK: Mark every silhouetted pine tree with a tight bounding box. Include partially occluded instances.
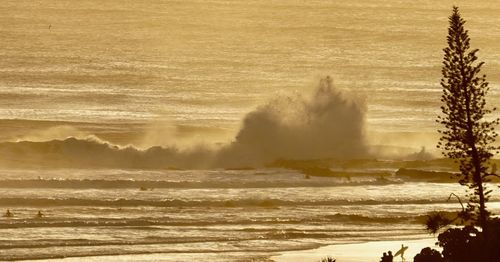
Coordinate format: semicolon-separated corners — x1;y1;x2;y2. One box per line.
437;6;499;236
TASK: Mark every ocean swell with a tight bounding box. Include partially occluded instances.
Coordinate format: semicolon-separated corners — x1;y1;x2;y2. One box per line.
0;177;401;189
0;197;453;208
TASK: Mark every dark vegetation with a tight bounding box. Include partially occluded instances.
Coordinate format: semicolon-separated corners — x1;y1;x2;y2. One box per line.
414;247;443;262
436;5;499;235
414;6;499;262
414;218;500;262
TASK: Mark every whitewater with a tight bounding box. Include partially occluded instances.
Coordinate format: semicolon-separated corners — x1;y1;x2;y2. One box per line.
0;168;498;261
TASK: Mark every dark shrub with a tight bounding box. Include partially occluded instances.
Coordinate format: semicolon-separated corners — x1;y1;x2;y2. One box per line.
437;218;500;261
414;247;444;262
438;226;480;261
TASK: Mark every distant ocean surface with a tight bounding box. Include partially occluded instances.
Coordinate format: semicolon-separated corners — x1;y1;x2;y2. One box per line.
0;0;499;144
0;168;498;261
1;1;500;261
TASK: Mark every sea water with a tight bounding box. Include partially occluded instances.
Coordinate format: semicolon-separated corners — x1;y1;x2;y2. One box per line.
1;168;498;260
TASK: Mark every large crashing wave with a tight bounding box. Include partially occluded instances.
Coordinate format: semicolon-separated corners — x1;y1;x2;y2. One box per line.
0;137;213;169
0;77;368;169
215;76;367;167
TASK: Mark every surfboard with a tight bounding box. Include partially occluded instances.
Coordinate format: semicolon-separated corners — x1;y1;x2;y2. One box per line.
394;245;408;257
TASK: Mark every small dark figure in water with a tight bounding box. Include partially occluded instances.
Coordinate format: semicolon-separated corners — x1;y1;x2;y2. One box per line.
36;210;44;218
4;209;13;217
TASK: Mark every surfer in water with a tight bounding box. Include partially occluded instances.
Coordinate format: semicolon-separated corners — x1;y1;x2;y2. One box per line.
36;210;44;218
4;209;14;217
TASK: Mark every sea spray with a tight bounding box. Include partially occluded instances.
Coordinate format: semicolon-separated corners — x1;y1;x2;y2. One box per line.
0;77;368;169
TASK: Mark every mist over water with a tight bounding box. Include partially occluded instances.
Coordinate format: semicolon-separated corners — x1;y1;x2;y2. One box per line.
216;76;368;167
0;77;369;168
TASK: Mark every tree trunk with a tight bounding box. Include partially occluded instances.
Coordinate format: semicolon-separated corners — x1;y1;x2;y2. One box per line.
457;35;488;237
470;144;488;235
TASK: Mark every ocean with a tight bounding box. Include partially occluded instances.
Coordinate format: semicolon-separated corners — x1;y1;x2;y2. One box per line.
0;167;499;260
1;0;500;261
0;0;499;144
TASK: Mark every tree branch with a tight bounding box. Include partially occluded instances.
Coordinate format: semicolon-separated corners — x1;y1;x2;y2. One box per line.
447;193;465;212
483;173;500;178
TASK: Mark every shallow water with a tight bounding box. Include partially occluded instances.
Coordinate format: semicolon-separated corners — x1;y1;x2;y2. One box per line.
0;168;498;260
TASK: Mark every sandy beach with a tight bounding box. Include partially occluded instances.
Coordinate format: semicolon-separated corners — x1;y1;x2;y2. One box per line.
20;238;438;262
272;238;439;262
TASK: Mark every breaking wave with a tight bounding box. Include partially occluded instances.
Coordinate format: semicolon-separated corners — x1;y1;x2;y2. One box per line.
0;197;452;208
0;77;369;169
0;177;401;189
0;213;438;230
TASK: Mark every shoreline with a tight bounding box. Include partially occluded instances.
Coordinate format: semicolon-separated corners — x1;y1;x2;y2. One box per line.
271;238;439;262
19;238;439;262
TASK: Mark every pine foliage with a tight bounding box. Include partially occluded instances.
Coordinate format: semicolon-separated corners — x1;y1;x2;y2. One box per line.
437;6;499;229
